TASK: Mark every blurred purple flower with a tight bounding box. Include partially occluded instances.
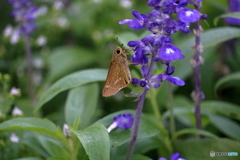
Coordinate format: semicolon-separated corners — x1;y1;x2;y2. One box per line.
9;0;38;36
149;152;186;160
226;0;240;26
107;113;134;132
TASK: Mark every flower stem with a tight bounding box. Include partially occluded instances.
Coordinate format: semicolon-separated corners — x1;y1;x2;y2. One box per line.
193;1;203;131
125;54;156;160
24;35;35;103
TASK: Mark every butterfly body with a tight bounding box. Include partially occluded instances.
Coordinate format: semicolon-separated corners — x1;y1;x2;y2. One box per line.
102;46;131;97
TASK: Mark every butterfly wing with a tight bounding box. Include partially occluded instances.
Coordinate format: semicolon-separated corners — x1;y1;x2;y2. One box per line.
102;60;131;97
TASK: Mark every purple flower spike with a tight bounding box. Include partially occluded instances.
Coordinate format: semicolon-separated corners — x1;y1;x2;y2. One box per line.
226;0;240;26
158;158;167;160
167;76;185;86
178;9;200;23
159;44;184;61
141;34;155;45
131;48;148;64
141;64;148;78
9;0;38;36
147;10;161;19
147;0;161;7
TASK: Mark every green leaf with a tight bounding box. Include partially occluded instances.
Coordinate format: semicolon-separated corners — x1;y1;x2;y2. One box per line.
208;114;240;141
65;83;99;129
36;133;71;159
71;123;110;160
35;69;107;111
111;137;159;157
113;155;150;160
173;138;240;160
201;101;240;121
47;46;96;82
214;12;240;25
0;118;60;137
214;72;240;93
47;157;70;160
97;110;159;147
21;131;50;158
14;158;43;160
172;128;218;141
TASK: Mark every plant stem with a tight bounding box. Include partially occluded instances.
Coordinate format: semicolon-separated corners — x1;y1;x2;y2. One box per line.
193;1;203;131
24;35;35;103
125;55;156;160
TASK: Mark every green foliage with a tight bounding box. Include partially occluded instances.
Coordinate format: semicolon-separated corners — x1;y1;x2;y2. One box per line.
72;123;110;160
214;12;240;25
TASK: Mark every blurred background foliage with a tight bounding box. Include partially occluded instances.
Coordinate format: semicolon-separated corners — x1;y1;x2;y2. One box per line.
0;0;240;160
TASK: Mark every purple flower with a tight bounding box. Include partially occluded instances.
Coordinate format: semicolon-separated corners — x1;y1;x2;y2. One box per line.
151;64;185;86
119;10;146;30
9;0;38;36
158;44;184;61
226;0;240;26
131;48;148;64
131;78;141;85
178;9;200;23
151;73;185;86
107;114;134;132
149;152;187;160
118;0;204;91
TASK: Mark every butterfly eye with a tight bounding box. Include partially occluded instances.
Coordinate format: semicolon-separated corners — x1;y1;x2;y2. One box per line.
116;49;121;54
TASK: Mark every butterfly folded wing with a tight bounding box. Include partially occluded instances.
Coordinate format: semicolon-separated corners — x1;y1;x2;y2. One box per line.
102;62;131;97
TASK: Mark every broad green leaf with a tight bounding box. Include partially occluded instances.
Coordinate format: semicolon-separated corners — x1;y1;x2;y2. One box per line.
97;110;159;147
65;83;99;129
35;69;107;111
214;12;240;25
47;157;70;160
0;118;60;137
208;115;240;141
172;128;218;141
36;133;71;159
71;123;110;160
14;158;43;160
21;131;50;158
201;101;240;121
173;138;240;160
113;155;150;160
47;46;96;82
186;27;240;51
111;137;159;157
214;72;240;93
